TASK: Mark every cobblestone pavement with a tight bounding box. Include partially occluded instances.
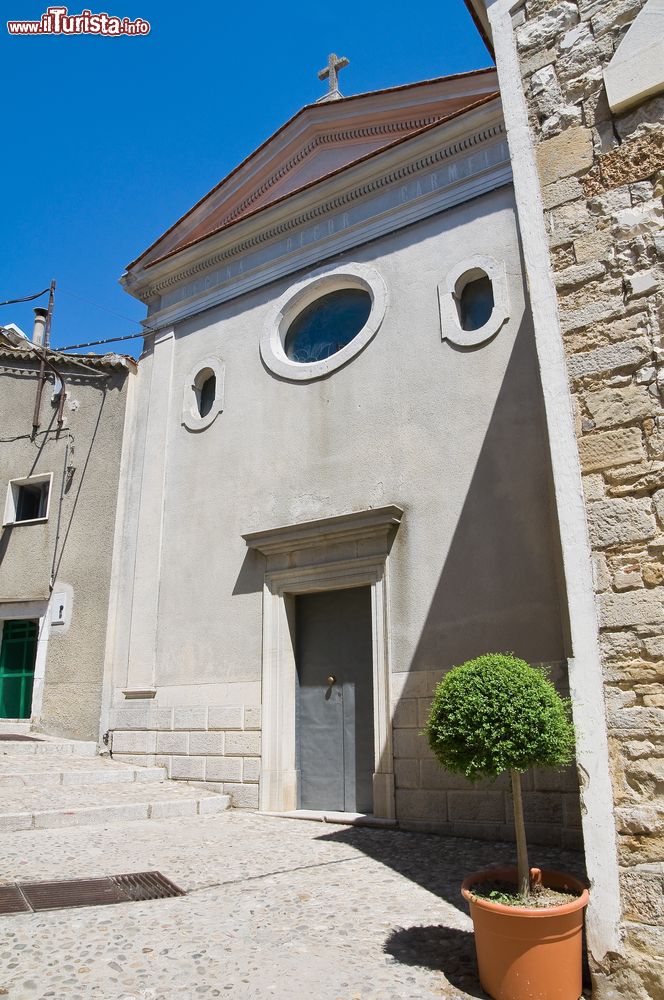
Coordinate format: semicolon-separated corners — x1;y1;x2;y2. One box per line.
0;811;586;1000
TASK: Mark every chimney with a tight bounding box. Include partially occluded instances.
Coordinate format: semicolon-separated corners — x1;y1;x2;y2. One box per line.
32;306;48;346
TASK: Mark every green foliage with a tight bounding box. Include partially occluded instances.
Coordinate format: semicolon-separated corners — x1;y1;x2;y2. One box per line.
424;653;575;781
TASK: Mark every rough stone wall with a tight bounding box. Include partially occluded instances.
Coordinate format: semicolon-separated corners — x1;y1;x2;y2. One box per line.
513;1;663;995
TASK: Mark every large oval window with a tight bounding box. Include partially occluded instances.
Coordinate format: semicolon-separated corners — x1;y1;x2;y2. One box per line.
284;288;372;364
457;274;494;331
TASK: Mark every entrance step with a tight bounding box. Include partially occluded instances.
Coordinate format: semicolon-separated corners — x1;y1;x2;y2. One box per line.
0;753;165;789
0;736;98;756
0;778;230;832
0;720;31;735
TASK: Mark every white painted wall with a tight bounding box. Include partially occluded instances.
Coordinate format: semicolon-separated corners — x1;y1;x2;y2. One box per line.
110;185;566;717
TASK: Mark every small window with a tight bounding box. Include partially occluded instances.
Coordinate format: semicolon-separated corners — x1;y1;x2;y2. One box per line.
438;256;509;348
16;482;48;521
197;372;216;418
457;274;494;331
284;288;372;364
4;474;51;525
182;357;225;432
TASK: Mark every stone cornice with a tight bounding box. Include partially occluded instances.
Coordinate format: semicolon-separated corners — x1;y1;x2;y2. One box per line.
125;101;510;329
243;505;404;556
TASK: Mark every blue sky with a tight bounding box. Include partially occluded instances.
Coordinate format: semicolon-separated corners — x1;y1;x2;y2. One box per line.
2;1;490;356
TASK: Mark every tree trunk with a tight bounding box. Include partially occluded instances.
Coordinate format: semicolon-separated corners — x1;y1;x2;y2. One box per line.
510;769;530;898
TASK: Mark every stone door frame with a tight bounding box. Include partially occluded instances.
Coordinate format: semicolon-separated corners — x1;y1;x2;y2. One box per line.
242;506;403;820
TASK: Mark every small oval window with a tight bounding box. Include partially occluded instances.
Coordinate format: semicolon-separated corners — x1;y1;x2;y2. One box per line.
196;371;216;418
284;287;372;364
457;274;494;331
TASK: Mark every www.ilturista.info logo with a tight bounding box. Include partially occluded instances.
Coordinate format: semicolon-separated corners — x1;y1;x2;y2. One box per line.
7;6;150;35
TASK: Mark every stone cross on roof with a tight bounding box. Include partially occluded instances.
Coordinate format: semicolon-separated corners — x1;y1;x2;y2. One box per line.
317;52;349;102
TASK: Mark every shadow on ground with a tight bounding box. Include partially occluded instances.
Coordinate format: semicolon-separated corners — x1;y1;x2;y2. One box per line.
384;924;489;998
317;825;588;997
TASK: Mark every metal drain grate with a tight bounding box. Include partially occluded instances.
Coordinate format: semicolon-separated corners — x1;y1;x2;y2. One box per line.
0;872;185;914
0;734;43;742
0;885;30;913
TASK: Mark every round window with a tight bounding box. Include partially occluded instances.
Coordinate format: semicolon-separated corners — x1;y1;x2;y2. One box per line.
284;287;372;364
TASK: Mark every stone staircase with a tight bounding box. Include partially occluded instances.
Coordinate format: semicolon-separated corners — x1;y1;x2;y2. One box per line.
0;735;230;832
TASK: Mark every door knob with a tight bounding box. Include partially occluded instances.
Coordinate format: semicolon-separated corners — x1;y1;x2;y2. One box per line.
326;675;337;686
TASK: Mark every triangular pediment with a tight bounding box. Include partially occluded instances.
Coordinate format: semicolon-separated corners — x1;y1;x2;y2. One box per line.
127;68;498;273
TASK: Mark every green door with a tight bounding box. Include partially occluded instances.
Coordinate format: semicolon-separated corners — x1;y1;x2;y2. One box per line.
0;620;38;719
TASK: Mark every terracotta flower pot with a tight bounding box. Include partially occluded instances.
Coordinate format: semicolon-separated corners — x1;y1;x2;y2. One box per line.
461;867;589;1000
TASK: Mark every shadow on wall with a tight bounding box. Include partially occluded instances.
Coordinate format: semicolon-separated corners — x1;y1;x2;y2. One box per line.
380;314;580;847
0;406;61;571
409;314;568;673
50;385;107;584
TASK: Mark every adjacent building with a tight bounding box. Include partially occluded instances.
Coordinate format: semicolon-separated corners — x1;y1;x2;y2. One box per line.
0;320;135;739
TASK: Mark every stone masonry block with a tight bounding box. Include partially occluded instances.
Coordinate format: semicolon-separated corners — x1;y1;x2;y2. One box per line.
621;869;664;925
115;753;158;769
392;699;418;728
205;756;242;782
448;791;506;823
109;708;149;730
208;706;243;731
390;670;431;701
155;731;188;755
653;490;664;526
242;757;260;782
420;758;511;792
587;497;656;548
224;783;259;809
394;758;419;789
563;793;583;829
579;427;645;472
111;731;157;754
537;126;594;186
152;708;174;730
173;707;208;731
584;385;654;429
601;588;664;628
534;767;579;793
567;339;650;381
514;792;566;826
225;731;261;756
169;756;206;780
393;728;431;759
395;789;447;822
244;706;261;730
155;755;172;776
188;732;225;755
417;699;433;728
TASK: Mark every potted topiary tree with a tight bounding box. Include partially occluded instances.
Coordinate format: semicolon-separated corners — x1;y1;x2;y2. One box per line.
425;653;588;1000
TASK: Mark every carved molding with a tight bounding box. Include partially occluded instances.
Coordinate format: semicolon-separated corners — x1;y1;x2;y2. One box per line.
124;106;510;330
243;504;404;556
259;262;388;382
219;116;446;228
136;122;506;309
438;254;510;347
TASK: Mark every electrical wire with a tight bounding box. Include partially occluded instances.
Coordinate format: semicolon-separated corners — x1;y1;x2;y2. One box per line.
58;287;157;332
55;329;155;351
0;288;50;307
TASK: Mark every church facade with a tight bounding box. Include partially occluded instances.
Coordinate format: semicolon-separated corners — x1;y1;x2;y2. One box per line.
104;66;581;840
